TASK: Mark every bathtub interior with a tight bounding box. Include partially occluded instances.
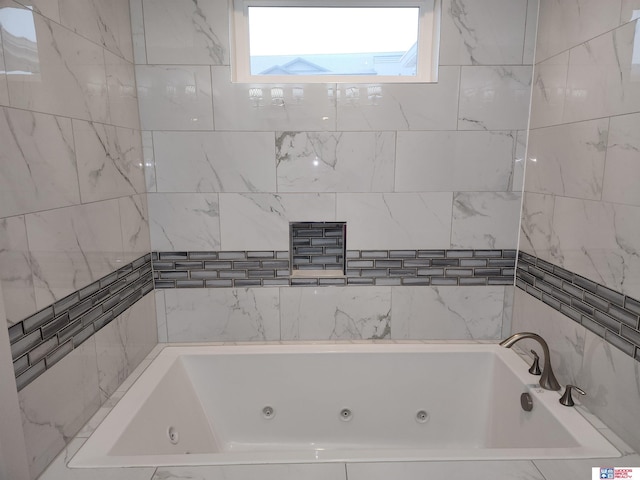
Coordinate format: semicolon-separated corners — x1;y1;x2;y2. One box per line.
70;344;620;468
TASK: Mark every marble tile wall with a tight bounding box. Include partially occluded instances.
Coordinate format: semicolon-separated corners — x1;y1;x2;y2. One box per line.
0;0;150;325
514;0;640;453
157;284;512;343
18;293;156;478
135;0;535;256
135;0;536;344
0;1;155;478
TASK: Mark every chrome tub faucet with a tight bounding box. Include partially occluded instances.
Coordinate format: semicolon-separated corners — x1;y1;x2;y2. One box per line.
499;332;561;391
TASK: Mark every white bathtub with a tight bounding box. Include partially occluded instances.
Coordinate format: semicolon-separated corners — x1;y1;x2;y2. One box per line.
70;342;620;468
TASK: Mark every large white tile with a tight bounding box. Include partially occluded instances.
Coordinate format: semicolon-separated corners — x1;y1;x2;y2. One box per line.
276;131;395;192
2;7;109;122
337;193;453;250
395;131;515;192
551;197;640;299
119;194;151;262
512;130;527;192
153;464;346;480
142;0;228;65
19;339;100;479
451;192;521;249
148;193;220;251
439;0;529;66
154;131;276;193
458;66;532;131
280;287;391;340
95;293;157;402
564;21;640;123
391;286;505;340
347;460;545;480
525;119;608;200
519;192;557;262
603;112;640;206
74;120;145;203
137;65;213;130
12;0;60;23
105;50;140;129
511;288;586;386
577;331;640;453
0;216;36;325
529;52;569;129
141;130;156;192
336;66;460;131
0;27;8;106
219;193;335;250
165;288;280;342
535;0;622;62
502;285;515;338
59;0;133;62
129;0;146;64
0;107;79;217
522;0;539;64
154;289;168;343
26;200;125;308
212;66;336;131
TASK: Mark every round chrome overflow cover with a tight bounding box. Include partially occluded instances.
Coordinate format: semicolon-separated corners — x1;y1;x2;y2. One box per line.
416;410;429;424
520;392;533;412
167;426;179;445
262;406;275;419
339;408;353;422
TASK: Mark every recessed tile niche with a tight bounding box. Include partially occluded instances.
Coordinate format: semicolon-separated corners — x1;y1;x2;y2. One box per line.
290;222;347;276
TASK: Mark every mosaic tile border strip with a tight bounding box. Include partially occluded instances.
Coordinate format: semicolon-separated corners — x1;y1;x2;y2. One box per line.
290;222;346;272
152;249;517;288
516;252;640;363
8;254;154;390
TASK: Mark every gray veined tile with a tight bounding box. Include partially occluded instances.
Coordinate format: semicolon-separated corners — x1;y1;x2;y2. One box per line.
59;0;134;61
4;12;109;122
142;0;229;65
277;131;395;193
0;108;79;218
564;22;640;123
149;193;221;251
73;120;145;202
525;120;608;201
165;288;280;342
439;0;529;66
395;131;516;192
0;216;38;324
154;131;276;193
137;65;213;130
458;66;532;131
391;286;504;340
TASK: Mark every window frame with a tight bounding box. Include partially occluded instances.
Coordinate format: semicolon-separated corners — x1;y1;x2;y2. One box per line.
229;0;440;84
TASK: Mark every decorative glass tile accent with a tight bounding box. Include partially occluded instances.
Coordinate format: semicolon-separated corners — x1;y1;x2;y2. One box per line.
290;222;346;274
152;249;517;288
9;254;154;390
517;252;640;363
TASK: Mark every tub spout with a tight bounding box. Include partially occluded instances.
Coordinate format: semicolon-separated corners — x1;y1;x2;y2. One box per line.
499;332;561;391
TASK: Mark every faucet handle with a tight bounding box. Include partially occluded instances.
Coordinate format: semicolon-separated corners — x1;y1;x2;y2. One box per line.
528;349;542;375
559;385;586;406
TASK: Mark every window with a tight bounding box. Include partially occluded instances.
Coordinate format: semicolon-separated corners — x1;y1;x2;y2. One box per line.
230;0;440;83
